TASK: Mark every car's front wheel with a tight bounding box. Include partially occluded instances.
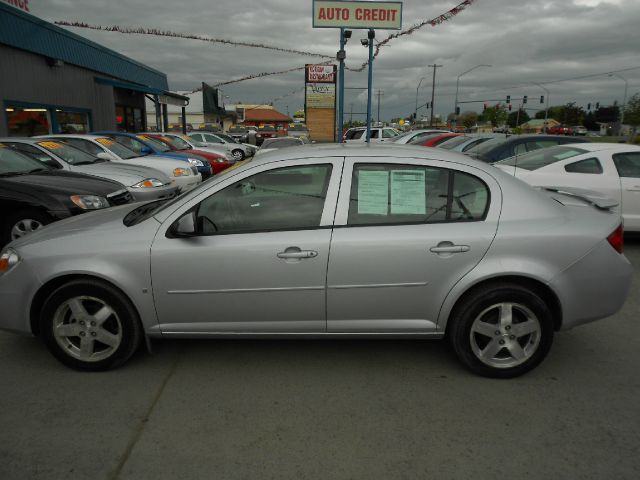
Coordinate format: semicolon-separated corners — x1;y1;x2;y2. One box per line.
3;209;52;245
448;283;554;378
40;280;142;371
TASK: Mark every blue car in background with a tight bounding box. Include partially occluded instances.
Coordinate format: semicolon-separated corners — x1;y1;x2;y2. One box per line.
93;131;213;178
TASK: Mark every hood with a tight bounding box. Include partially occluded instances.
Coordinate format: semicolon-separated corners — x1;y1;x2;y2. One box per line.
0;170;124;197
9;202;146;249
117;155;194;176
74;162;170;186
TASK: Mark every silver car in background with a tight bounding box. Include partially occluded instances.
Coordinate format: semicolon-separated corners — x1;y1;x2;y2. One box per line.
1;138;178;201
0;145;631;377
39;134;201;192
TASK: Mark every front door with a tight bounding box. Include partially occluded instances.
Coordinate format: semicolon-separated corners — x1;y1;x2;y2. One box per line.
150;159;341;334
327;159;499;333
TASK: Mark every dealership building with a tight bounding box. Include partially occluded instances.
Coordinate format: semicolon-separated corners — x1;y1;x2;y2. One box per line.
0;3;186;137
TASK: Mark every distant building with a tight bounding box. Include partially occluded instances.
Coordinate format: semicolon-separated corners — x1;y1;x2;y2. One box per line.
520;119;560;134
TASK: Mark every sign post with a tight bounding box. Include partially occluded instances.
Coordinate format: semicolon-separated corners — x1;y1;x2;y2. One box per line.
312;0;402;143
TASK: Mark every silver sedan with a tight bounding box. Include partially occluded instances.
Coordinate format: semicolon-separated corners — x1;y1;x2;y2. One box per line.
0;145;632;377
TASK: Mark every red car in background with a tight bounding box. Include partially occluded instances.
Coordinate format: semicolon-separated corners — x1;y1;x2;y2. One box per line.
144;134;232;175
546;125;572;135
409;133;463;147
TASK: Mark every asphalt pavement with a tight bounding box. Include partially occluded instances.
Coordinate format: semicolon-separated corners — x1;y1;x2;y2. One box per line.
1;241;639;480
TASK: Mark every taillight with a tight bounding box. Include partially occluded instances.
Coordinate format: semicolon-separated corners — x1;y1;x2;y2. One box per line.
607;224;624;254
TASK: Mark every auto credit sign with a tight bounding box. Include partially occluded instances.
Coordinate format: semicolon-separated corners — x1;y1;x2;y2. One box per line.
313;0;402;30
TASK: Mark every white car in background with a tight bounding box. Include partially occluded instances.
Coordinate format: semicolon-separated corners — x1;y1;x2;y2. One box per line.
188;131;253;161
40;134;201;192
494;143;640;231
343;126;401;143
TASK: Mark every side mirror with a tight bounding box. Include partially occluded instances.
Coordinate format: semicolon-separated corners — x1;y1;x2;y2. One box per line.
140;146;153;155
96;152;112;161
172;211;196;236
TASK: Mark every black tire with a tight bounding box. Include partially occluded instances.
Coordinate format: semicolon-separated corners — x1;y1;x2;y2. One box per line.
448;283;554;378
231;149;245;161
2;208;52;246
39;279;142;371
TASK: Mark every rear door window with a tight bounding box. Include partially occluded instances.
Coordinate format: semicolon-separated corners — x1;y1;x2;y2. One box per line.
347;164;489;226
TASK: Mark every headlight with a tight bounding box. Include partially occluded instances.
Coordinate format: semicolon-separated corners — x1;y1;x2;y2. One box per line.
132;178;165;188
188;158;204;167
216;158;227;163
173;167;192;177
70;195;110;210
0;248;21;275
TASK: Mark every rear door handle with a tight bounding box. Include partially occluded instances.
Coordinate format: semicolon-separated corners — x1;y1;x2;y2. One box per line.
626;186;640;192
277;247;318;259
430;243;470;254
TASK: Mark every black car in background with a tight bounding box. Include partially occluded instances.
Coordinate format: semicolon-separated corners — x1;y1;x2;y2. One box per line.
0;144;132;246
465;135;590;163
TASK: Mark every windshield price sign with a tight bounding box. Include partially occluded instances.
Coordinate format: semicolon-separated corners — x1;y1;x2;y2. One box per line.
313;1;402;30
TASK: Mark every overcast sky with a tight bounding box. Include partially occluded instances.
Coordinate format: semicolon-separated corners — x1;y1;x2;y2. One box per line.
29;0;640;121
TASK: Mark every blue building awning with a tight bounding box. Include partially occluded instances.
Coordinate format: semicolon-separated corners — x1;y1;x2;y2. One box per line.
94;77;164;95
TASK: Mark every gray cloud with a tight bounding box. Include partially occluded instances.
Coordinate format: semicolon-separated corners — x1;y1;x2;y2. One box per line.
33;0;640;120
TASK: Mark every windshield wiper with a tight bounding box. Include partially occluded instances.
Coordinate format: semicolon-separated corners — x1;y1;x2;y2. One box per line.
0;171;27;177
73;161;96;166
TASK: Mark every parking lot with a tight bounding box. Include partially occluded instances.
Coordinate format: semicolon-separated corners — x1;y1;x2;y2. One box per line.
0;240;639;480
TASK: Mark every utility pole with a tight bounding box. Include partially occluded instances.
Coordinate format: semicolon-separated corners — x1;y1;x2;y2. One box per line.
376;89;384;124
428;64;443;127
349;103;354;123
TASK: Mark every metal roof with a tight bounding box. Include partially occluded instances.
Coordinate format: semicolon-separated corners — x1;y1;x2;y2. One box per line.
0;3;168;91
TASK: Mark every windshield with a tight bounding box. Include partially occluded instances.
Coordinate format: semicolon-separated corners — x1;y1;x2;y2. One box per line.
135;135;171;152
466;136;510;156
438;136;473;150
408;133;441;145
164;135;192;150
216;133;237;143
496;146;589;170
0;145;49;175
93;137;140;160
36;140;100;165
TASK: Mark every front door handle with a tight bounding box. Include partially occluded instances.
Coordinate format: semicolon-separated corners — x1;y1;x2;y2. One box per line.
277;247;318;259
626;186;640;192
430;242;470;254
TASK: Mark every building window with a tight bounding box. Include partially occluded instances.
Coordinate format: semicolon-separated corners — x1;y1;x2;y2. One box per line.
5;106;50;136
56;110;89;134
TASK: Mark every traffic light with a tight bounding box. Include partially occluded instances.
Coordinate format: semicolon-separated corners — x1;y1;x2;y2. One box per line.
508;104;512;111
587;103;591;110
506;95;511;103
540;95;544;104
595;102;600;109
455;106;460;115
483;103;487;111
523;96;528;104
426;102;431;109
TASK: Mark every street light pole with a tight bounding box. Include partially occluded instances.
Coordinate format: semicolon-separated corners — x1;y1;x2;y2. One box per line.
609;72;628;124
415;77;426;123
428;64;443;127
454;64;491;125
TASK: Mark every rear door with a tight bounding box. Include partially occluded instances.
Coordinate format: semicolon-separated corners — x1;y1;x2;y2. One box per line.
326;157;500;333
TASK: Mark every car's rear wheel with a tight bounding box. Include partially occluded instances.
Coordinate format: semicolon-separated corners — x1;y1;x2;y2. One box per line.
448;283;554;378
3;209;52;244
231;149;245;161
40;280;142;371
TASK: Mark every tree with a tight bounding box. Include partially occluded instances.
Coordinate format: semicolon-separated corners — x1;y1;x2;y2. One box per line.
624;93;640;140
507;109;530;128
478;104;507;127
460;111;478;129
